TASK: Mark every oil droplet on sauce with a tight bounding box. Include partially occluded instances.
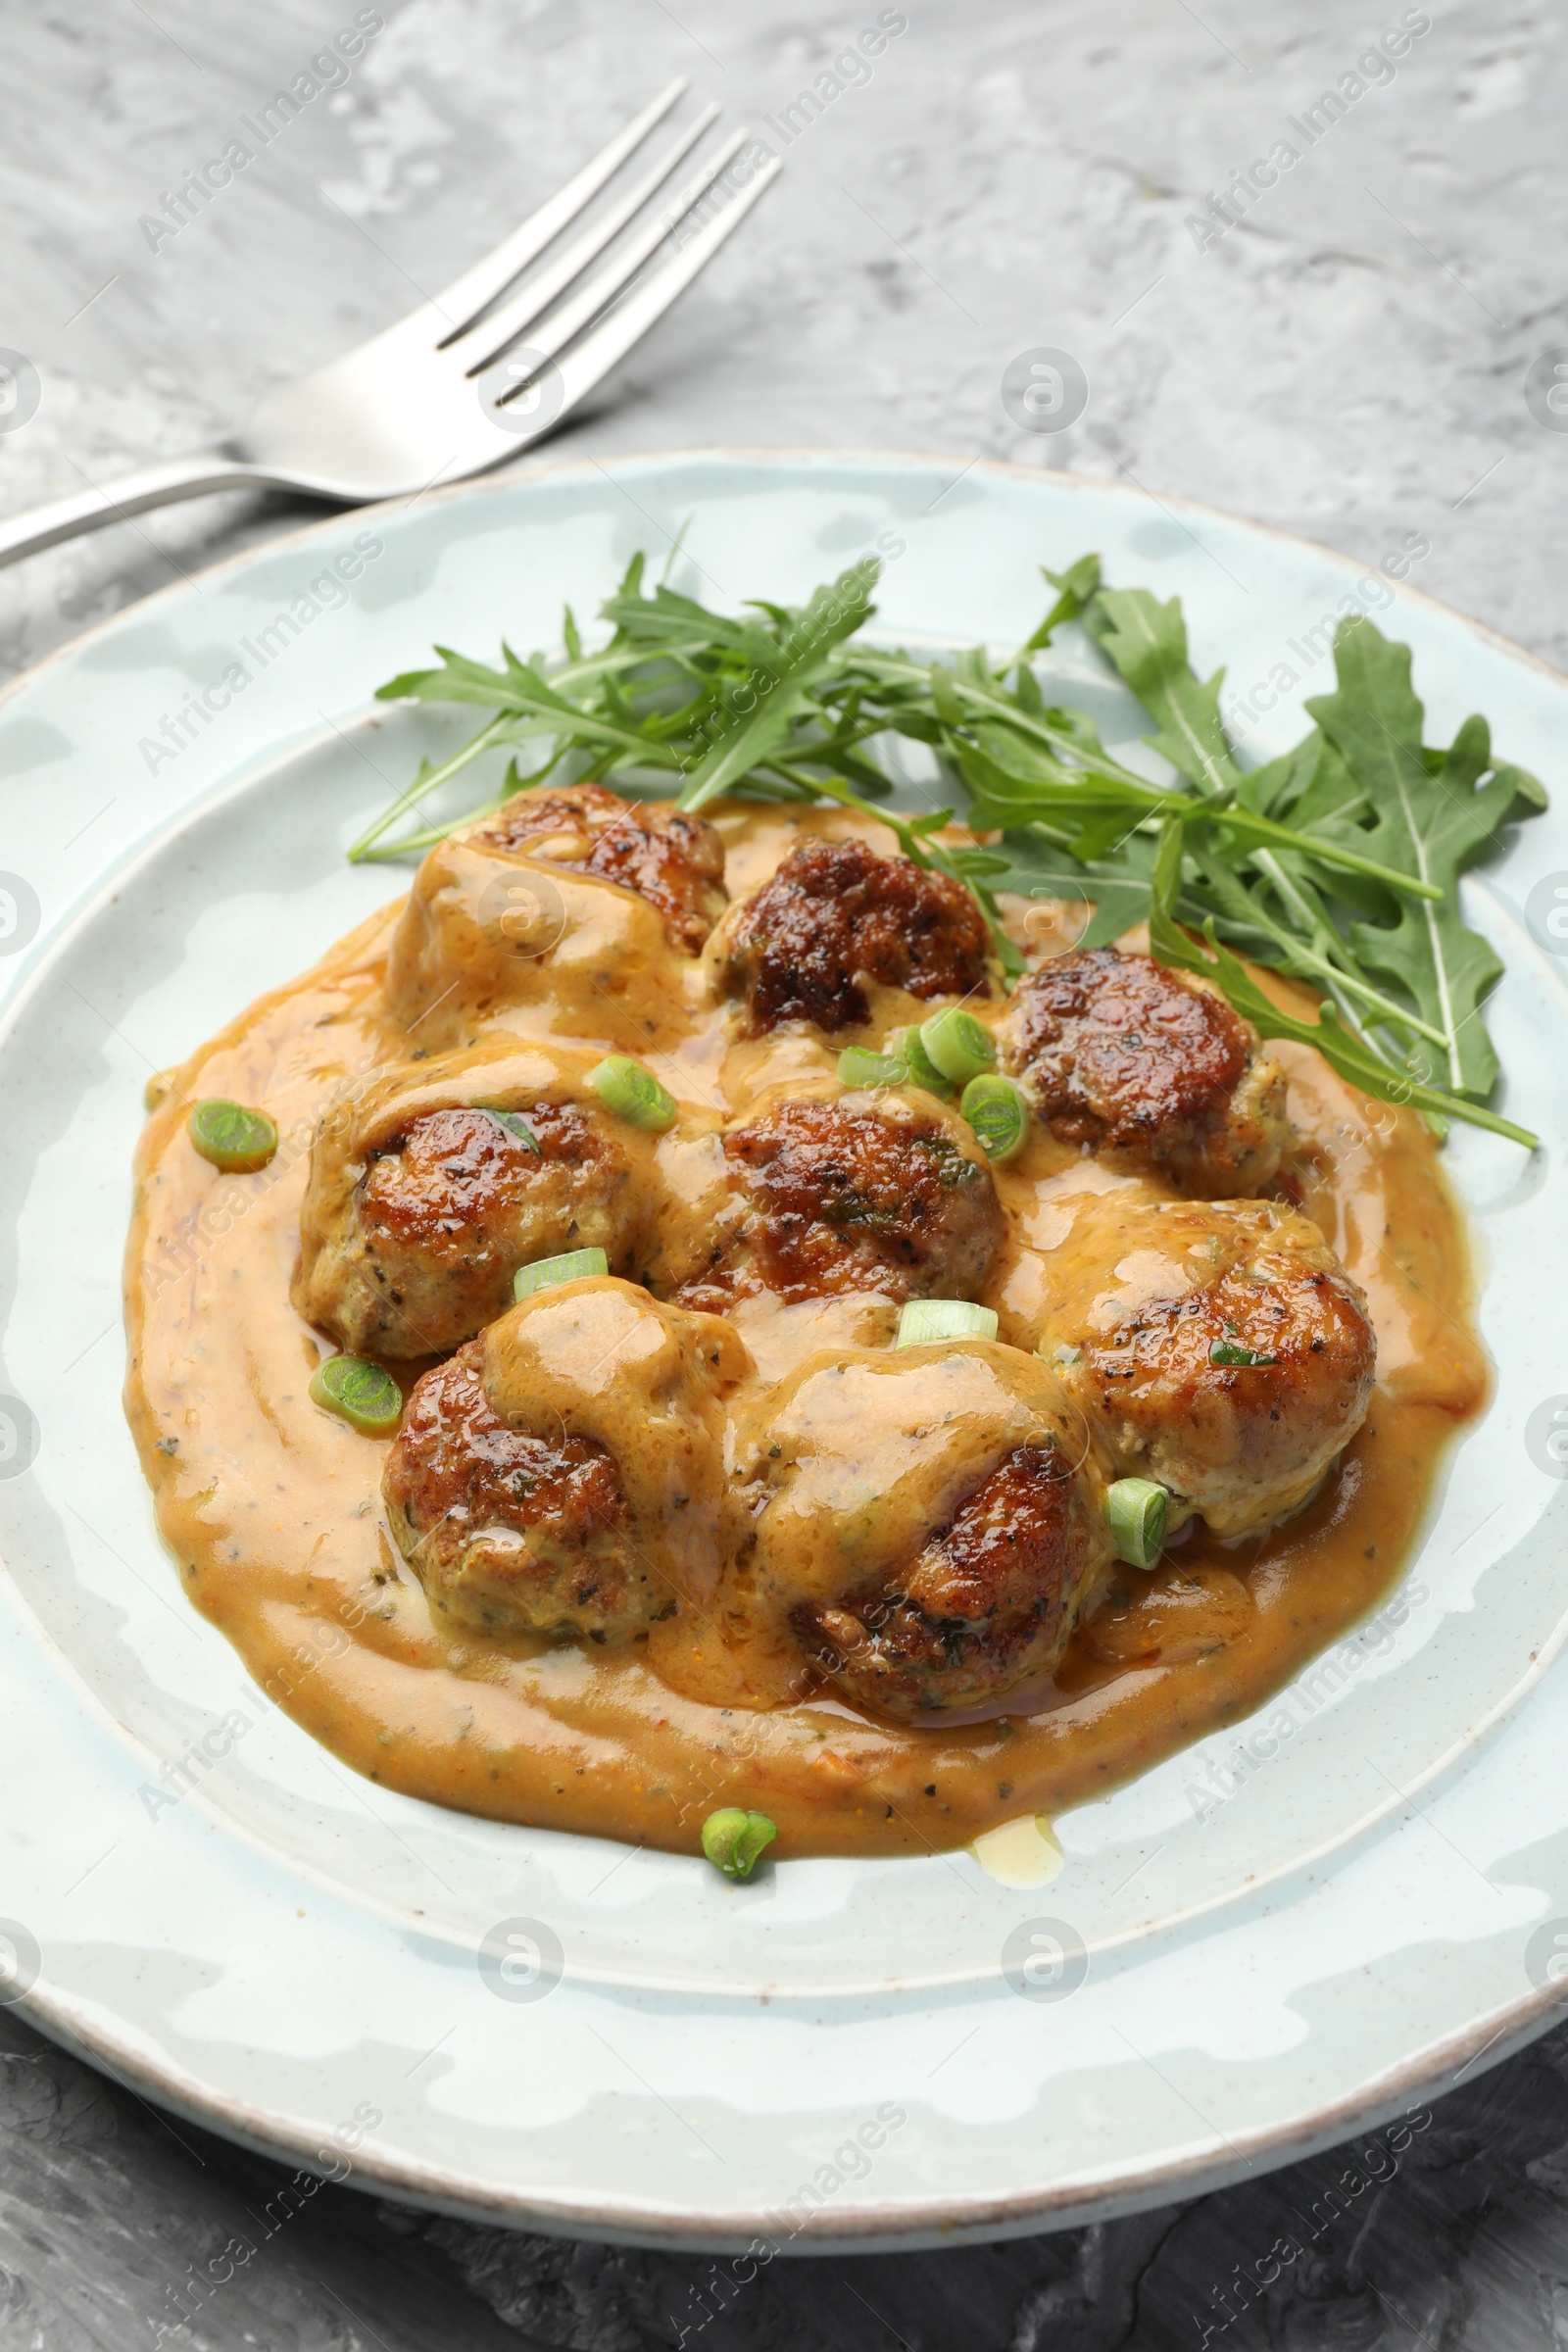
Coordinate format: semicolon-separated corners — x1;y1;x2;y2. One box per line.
971;1815;1064;1887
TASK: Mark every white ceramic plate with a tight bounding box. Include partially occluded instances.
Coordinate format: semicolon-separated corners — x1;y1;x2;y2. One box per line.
1;451;1566;2251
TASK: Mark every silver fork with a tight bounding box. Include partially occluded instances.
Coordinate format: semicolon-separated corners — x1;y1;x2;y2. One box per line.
0;80;778;570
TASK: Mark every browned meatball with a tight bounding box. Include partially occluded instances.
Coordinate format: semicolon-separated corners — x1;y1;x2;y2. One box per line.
385;1280;748;1642
1038;1195;1376;1539
1004;946;1288;1197
357;1102;629;1350
718;836;991;1035
383;1341;658;1642
796;1443;1091;1717
662;1087;1003;1310
384;784;727;1053
735;1342;1113;1720
469;782;727;954
293;1044;652;1358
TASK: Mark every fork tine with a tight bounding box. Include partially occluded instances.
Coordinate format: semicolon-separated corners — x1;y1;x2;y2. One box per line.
440;102;722;360
464;129;752;379
429;77;690;334
481;155;782;443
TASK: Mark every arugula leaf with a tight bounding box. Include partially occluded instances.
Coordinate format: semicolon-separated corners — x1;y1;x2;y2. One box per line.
1304;617;1545;1098
953;734;1439;906
983;827;1159;949
1022;555;1101;652
357;543;1545;1146
1058;583;1531;1114
674;559;879;811
347;713;521;862
1147;820;1536;1146
598;578;748;653
1082;586;1241;795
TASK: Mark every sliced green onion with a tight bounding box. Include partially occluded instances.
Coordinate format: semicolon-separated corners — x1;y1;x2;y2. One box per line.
837;1047;908;1090
187;1098;278;1173
959;1074;1030;1163
514;1248;609;1301
919;1006;997;1084
888;1026;955;1099
701;1808;778;1881
1105;1477;1169;1569
309;1353;403;1435
587;1054;676;1133
482;1106;542;1153
895;1298;1000;1348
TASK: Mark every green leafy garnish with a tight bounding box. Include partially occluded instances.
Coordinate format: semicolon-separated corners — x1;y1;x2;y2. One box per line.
1082;585;1240;796
1023;555;1102;652
1147;824;1536;1147
1302;622;1545;1100
357;545;1545;1146
482;1107;542;1152
1207;1323;1278;1369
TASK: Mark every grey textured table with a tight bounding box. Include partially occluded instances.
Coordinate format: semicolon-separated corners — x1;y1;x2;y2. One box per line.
3;0;1566;2343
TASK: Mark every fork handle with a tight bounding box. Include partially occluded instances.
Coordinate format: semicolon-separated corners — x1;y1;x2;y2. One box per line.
0;449;296;569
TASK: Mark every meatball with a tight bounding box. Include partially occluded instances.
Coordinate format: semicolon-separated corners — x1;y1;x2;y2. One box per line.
1036;1195;1376;1540
715;836;992;1036
737;1343;1113;1719
802;1445;1095;1718
385;1278;748;1641
1004;946;1288;1197
293;1043;653;1357
661;1085;1003;1311
467;782;727;956
384;784;725;1051
383;1341;655;1642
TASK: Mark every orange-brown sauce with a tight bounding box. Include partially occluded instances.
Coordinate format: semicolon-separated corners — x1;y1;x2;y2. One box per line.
124;808;1487;1856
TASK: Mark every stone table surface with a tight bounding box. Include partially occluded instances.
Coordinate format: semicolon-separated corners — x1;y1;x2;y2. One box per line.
3;0;1567;2343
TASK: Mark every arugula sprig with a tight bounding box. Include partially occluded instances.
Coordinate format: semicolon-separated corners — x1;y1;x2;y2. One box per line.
348;552;888;862
1058;583;1542;1138
359;544;1544;1145
1302;628;1546;1099
1146;822;1536;1148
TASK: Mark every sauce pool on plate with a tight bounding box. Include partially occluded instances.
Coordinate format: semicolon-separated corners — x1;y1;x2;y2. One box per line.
124;798;1486;1858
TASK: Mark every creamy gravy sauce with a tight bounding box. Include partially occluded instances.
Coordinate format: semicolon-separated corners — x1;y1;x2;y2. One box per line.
124;808;1487;1857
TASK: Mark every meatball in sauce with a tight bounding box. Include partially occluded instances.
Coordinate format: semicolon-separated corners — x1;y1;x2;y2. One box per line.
385;1278;749;1649
801;1442;1097;1719
293;1044;653;1358
715;836;992;1036
1037;1194;1376;1540
385;782;727;1052
1004;946;1288;1197
383;1340;654;1642
468;781;727;956
738;1341;1113;1719
664;1084;1003;1313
